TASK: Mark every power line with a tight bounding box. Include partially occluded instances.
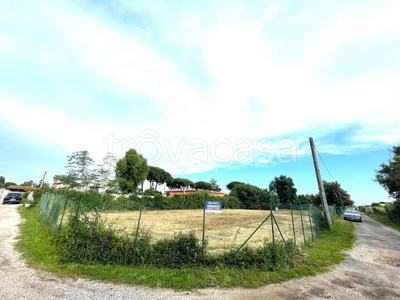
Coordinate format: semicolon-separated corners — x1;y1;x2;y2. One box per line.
315;146;337;182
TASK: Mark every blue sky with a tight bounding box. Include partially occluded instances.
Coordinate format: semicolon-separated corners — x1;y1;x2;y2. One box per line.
1;0;399;205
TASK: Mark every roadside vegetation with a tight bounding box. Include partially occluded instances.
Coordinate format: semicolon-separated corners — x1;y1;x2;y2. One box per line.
359;203;400;232
11;147;358;289
372;144;400;231
16;202;354;290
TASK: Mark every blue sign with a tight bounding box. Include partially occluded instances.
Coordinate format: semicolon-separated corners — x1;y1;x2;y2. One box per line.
205;201;222;213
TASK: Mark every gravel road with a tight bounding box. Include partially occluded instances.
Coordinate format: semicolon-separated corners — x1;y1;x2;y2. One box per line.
1;204;400;299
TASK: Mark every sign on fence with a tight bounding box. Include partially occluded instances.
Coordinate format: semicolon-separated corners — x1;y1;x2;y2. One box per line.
205;200;222;214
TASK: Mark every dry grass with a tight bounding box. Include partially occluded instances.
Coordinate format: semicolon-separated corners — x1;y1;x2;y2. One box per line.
103;209;316;253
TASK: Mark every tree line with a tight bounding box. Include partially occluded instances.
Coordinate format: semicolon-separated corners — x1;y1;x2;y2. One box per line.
49;148;355;208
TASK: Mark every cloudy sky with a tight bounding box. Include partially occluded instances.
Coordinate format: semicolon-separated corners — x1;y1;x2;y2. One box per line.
1;0;399;205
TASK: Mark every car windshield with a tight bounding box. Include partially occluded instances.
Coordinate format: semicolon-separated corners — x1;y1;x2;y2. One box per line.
8;193;21;197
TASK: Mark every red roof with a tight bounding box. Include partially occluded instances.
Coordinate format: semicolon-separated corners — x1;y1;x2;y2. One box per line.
7;185;34;191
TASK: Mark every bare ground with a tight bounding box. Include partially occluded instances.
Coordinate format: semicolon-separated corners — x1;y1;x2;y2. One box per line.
1;204;400;299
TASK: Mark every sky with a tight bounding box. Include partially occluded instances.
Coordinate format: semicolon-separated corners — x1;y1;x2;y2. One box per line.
1;0;399;205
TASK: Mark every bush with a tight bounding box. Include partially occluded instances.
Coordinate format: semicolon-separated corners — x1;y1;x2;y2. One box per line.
386;199;400;225
151;231;205;268
54;211;152;265
209;240;296;270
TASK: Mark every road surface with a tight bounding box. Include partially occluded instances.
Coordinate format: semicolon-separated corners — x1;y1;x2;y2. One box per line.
1;204;399;299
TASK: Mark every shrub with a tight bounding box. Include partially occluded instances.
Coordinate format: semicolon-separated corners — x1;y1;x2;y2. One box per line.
386;199;400;225
210;239;296;270
53;211;152;265
151;231;205;268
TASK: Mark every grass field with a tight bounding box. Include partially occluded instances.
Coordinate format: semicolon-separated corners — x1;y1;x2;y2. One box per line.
104;208;317;253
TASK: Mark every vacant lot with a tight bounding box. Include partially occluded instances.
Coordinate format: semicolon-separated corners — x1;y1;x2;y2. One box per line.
104;209;315;253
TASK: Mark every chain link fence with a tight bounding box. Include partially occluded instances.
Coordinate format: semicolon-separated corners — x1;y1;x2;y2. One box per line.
37;193;340;254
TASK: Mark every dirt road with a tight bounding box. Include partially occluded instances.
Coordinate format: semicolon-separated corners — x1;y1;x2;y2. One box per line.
1;204;399;299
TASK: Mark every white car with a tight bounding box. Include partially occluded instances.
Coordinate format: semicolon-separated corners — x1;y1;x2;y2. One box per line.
344;209;362;222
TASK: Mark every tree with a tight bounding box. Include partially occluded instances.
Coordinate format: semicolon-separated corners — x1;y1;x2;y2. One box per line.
269;175;297;203
226;181;246;191
96;152;118;193
4;182;17;189
195;181;213;191
315;181;353;206
115;149;149;194
227;181;276;209
298;194;315;205
20;180;34;187
57;150;98;190
210;178;221;191
375;145;400;199
147;166;173;190
167;178;195;190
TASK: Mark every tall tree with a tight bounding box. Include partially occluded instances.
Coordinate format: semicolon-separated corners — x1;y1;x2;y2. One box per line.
210;178;221;191
115;149;149;194
314;181;353;206
269;175;297;203
227;181;276;209
375;145;400;199
147;166;173;190
96;152;118;193
20;180;34;187
58;150;98;190
195;181;213;190
167;178;195;190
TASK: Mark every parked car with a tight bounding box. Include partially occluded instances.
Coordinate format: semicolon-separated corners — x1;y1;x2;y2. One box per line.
344;209;362;222
2;192;23;204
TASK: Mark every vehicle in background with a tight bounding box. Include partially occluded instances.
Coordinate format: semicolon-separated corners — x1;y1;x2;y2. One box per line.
2;192;23;204
344;208;362;222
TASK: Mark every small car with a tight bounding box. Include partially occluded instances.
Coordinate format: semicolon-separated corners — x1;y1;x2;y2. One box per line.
343;209;362;222
2;192;23;204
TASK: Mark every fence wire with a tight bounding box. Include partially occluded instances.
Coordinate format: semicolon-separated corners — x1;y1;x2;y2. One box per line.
37;194;340;254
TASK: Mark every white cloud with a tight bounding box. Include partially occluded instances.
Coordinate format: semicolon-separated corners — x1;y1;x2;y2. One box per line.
1;0;400;179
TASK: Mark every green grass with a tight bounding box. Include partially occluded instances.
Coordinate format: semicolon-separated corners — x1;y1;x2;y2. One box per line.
363;212;400;232
16;206;354;290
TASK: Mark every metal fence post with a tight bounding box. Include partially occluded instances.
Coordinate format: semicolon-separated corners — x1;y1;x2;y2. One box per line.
299;203;306;247
290;202;296;248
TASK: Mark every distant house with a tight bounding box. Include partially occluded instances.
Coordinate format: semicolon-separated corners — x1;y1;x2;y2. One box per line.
7;185;34;193
165;189;225;197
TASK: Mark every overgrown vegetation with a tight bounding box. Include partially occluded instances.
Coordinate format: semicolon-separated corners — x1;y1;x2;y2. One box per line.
51;206;296;270
359;204;400;231
16;204;354;290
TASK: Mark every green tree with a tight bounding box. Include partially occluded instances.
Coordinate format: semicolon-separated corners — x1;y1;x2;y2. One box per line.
167;178;195;190
57;150;98;190
4;182;17;189
95;152;118;193
227;181;276;209
20;180;34;187
375;145;400;199
314;181;353;206
298;194;315;205
269;175;297;203
210;178;221;191
195;181;213;190
115;149;150;194
226;181;245;191
147;166;173;190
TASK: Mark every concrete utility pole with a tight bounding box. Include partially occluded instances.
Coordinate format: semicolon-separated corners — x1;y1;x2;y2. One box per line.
39;171;47;188
309;137;332;230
